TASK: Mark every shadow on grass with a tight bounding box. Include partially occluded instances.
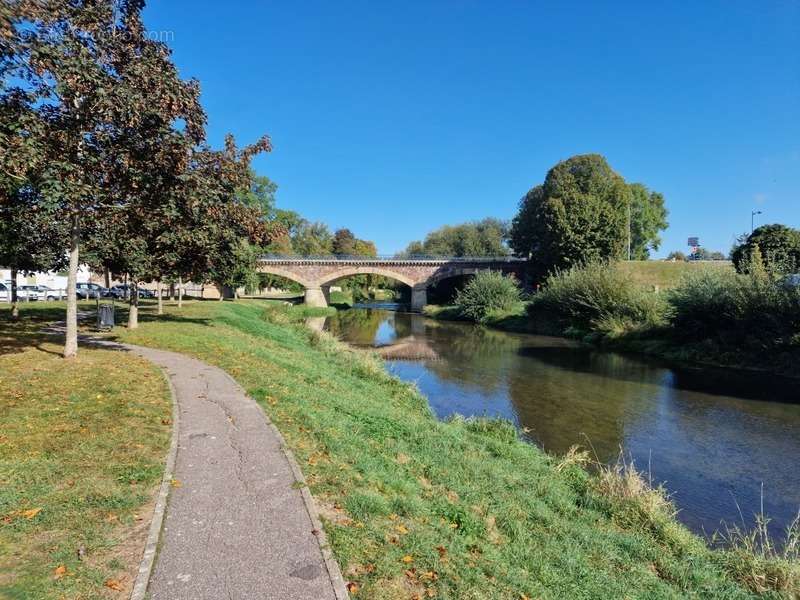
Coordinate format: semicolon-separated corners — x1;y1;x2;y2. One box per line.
0;301;212;356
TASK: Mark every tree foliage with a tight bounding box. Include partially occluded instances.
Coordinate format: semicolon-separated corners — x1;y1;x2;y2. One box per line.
510;155;667;277
402;218;509;257
1;1;282;346
731;224;800;277
629;183;668;259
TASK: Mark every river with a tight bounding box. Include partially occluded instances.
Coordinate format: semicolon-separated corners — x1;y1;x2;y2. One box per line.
320;304;800;539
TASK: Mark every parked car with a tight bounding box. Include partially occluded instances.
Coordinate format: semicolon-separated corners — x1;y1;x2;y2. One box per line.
107;284;154;299
0;282;9;302
37;285;66;300
18;285;42;301
76;282;107;299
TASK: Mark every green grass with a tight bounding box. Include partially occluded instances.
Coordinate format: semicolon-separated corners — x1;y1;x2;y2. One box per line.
103;299;790;598
0;305;172;599
618;260;733;290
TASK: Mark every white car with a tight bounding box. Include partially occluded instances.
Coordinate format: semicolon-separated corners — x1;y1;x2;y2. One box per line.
0;282;40;301
37;285;66;300
18;285;42;301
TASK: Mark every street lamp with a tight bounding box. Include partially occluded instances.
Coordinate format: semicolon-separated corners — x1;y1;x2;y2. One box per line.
751;210;763;233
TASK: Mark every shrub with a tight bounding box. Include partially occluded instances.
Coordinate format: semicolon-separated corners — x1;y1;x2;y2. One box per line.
529;262;667;336
668;268;800;348
455;270;521;322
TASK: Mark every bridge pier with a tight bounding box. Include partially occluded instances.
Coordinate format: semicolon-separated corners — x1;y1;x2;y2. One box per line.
411;285;427;312
304;287;328;308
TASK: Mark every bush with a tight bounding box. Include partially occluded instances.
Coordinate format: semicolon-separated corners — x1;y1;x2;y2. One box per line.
668;267;800;348
529;262;667;336
455;270;522;322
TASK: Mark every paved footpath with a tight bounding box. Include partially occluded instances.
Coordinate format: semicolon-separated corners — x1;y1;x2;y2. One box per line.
122;344;345;600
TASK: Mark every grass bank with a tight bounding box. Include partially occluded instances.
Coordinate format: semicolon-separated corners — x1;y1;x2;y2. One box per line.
108;299;795;598
617;260;732;290
0;305;172;599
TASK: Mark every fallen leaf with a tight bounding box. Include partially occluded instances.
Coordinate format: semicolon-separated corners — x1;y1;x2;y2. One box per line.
401;555;413;564
22;508;42;519
53;565;66;579
170;479;181;488
104;579;123;591
395;524;409;534
436;545;447;558
346;581;359;594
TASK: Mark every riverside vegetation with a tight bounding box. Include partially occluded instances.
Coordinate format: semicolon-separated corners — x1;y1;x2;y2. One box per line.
102;299;797;598
427;260;800;376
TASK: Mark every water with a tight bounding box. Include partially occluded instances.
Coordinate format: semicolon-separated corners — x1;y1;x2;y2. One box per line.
323;305;800;538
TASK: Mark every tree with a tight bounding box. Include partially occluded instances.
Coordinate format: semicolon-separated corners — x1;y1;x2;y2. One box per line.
0;188;67;318
628;183;668;259
509;154;631;276
402;218;509;257
170;136;281;304
2;0;204;353
291;221;333;256
731;224;800;276
332;229;357;255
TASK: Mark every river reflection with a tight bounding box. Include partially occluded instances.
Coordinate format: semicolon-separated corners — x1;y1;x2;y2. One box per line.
323;307;800;538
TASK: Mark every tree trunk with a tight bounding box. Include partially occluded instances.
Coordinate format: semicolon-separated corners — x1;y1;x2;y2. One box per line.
169;281;176;301
10;268;18;320
218;283;224;301
104;267;110;288
178;277;183;308
128;280;139;329
157;280;163;315
64;215;80;358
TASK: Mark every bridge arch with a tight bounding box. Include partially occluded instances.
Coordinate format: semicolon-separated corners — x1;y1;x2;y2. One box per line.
255;265;317;289
424;266;487;288
316;266;417;289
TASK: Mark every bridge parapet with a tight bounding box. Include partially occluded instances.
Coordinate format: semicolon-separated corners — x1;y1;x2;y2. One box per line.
257;255;527;311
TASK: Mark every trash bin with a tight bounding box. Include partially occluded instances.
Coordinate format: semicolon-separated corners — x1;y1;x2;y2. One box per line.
97;302;115;330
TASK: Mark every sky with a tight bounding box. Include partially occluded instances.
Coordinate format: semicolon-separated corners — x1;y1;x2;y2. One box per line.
142;1;800;257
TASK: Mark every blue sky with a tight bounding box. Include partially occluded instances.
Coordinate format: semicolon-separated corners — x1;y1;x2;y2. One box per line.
143;1;799;256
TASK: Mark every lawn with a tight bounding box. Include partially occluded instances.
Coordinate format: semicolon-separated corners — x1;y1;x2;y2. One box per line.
618;259;732;290
109;299;784;599
0;304;172;599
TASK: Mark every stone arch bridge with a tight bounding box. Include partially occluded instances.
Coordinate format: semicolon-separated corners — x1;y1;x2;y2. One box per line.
258;256;527;311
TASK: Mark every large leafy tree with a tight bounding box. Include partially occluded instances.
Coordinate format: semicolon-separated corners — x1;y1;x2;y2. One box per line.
402;218;509;257
731;224;800;276
2;0;204;354
509;154;631;276
173;136;282;302
628;183;668;260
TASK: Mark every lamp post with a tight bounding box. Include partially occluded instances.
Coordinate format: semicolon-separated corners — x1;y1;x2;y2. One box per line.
751;210;762;233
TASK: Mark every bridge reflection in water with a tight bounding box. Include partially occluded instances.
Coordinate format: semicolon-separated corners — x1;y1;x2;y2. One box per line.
316;306;800;542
